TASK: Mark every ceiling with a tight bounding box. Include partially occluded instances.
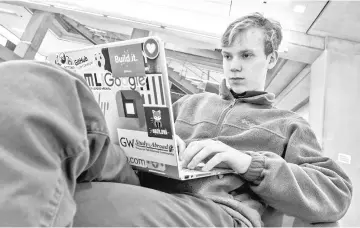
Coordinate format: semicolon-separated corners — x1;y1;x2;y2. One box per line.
0;0;331;50
1;0;360;116
308;1;360;43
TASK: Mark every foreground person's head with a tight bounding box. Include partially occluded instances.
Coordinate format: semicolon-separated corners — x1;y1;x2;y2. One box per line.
221;12;282;94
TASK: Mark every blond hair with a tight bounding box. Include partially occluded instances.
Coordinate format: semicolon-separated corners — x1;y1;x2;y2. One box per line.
221;12;282;56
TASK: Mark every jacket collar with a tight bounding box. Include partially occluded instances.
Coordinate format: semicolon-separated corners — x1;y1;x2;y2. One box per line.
219;79;275;106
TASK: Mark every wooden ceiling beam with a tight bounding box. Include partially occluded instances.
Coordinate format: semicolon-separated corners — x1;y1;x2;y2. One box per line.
55;14;104;45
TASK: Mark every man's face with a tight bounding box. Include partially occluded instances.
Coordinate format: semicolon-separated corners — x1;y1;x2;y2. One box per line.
221;27;277;94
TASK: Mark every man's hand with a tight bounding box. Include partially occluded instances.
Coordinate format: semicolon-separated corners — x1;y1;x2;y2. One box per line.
175;134;186;156
176;138;252;174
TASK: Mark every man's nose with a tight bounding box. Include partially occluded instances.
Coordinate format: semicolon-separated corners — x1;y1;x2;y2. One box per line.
230;59;242;72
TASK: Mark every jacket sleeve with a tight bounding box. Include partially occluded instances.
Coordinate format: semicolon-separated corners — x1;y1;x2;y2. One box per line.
240;117;353;223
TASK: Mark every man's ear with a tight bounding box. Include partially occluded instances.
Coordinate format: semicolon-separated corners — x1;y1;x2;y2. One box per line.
267;51;279;70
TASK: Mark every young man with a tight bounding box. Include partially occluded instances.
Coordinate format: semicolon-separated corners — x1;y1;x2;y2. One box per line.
0;13;352;227
132;12;353;226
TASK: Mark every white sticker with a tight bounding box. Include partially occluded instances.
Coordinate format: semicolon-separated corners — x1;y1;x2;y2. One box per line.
127;156;147;168
337;153;351;164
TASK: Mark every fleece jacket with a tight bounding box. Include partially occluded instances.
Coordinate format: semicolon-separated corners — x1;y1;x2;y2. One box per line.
141;79;353;227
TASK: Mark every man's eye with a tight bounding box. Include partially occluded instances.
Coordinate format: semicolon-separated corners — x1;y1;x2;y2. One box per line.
223;55;231;60
242;53;253;59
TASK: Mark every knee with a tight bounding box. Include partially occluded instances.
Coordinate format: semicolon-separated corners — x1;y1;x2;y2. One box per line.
0;60;94;118
0;60;92;149
0;60;84;96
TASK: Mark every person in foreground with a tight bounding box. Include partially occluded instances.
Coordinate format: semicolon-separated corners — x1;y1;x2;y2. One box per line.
0;13;352;227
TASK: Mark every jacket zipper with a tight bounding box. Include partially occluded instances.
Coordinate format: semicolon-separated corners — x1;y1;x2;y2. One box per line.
213;99;237;137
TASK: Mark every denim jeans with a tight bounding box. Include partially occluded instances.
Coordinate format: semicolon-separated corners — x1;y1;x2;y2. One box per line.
0;60;236;227
0;60;140;226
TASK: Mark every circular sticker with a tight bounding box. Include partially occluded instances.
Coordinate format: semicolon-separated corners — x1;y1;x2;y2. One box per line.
143;38;160;59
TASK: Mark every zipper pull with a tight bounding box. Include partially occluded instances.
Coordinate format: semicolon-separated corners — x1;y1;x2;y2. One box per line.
230;99;236;107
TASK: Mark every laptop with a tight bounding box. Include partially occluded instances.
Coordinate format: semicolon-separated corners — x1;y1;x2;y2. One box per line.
48;36;234;180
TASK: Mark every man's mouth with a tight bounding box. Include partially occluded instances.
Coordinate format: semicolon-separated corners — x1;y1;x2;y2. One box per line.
230;78;245;81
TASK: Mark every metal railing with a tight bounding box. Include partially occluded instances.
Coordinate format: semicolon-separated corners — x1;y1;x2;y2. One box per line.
167;57;221;84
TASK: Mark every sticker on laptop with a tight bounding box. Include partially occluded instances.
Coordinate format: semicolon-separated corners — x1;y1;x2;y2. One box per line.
142;38;161;74
118;129;177;162
138;74;166;107
143;38;160;60
147;160;166;171
144;107;173;139
115;90;146;129
108;43;146;78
